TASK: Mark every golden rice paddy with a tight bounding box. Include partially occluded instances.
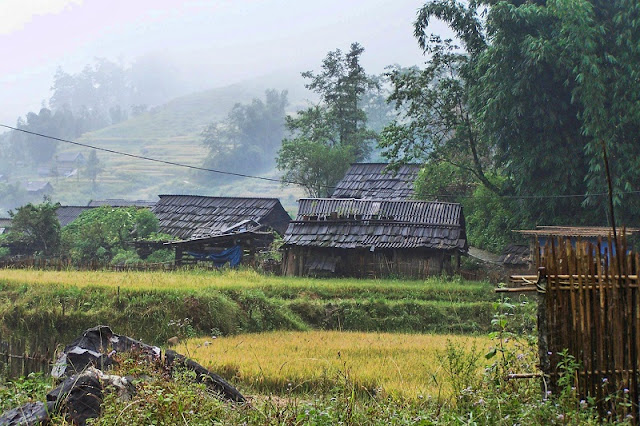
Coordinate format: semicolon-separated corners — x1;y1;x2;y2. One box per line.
178;331;491;399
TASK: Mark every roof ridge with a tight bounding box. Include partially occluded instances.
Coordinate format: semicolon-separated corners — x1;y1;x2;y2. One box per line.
157;194;280;201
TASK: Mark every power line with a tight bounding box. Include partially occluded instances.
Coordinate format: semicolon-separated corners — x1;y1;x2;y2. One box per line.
1;123;639;200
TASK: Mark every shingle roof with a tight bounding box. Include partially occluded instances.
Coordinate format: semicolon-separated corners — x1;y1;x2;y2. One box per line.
283;198;467;251
332;163;420;199
88;199;156;208
56;206;94;227
151;195;291;240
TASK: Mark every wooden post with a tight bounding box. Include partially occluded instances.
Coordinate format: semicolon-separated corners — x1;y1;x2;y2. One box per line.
175;246;183;267
536;267;551;395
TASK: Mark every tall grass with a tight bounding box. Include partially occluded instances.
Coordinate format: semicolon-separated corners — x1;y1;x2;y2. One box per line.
178;331;490;400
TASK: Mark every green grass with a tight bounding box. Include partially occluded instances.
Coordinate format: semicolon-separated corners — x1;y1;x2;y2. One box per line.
0;269;497;348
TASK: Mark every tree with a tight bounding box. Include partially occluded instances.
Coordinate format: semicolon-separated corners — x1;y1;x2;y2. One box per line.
61;206;159;264
84;150;104;188
383;0;640;233
380;38;500;195
7;199;61;255
277;43;378;197
201;90;288;181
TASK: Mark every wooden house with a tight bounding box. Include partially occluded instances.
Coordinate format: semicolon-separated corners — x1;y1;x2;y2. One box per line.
22;181;53;197
56;152;85;175
282;198;467;278
332;163;420;200
151;195;291;267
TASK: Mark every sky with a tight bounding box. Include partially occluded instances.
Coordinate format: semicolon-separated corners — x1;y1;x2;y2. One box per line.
0;0;453;126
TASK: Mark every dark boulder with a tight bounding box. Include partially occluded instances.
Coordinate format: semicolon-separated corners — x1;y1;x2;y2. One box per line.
0;402;53;426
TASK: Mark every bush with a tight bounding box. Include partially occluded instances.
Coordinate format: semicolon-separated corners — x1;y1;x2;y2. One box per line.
144;249;174;264
110;249;142;266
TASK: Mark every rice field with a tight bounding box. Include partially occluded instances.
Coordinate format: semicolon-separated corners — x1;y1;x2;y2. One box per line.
0;269;493;300
178;331;491;400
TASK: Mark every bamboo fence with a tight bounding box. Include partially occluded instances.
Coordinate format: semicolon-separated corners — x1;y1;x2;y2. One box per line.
538;236;639;421
0;335;51;378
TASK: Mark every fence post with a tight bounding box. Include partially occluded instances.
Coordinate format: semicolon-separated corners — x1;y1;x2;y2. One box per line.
536;266;550;396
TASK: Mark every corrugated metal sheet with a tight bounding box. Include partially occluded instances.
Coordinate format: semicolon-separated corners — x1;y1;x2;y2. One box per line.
296;198;462;226
332;163;420;199
284;198;467;251
152;195;290;240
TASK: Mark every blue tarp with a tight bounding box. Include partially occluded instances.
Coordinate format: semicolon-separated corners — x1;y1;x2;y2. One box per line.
186;245;243;267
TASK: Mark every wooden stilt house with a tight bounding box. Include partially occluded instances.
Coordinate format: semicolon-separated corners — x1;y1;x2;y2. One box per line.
282;198;467;278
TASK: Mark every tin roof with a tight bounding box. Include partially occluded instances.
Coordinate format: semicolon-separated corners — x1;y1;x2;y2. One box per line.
283;198;467;251
515;226;640;238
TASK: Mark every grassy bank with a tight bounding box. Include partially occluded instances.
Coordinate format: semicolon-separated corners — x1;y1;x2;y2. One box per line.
0;269;497;349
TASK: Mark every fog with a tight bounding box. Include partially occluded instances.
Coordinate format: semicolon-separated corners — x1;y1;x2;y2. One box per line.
0;0;452;127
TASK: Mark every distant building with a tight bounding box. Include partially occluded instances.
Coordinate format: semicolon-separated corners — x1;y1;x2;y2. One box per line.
22;181;53;197
332;163;420;200
56;152;85;175
0;218;11;235
282;198;467;278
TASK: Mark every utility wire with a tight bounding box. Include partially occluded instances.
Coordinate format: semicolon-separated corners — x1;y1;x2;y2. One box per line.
2;123;639;200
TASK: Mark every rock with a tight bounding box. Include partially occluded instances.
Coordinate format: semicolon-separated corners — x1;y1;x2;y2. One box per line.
0;401;53;426
52;325;161;379
46;367;136;426
1;325;245;424
167;336;179;347
47;369;104;426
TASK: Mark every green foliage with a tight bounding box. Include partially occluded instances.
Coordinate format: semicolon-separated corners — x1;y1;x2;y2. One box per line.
89;372;227;426
144;249;175;264
384;0;640;234
110;249;142;266
277;43;378;197
7;199;61;255
0;182;29;217
61;206;158;264
84;150;104;186
0;373;52;413
462;180;523;253
200;89;288;181
277;136;354;197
